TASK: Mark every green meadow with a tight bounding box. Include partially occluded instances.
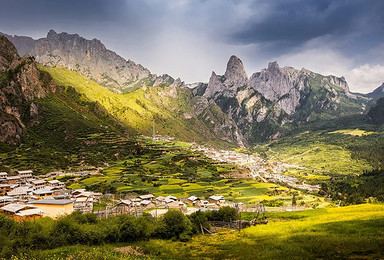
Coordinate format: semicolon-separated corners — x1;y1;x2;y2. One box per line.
138;204;384;259
17;204;384;259
255;129;381;180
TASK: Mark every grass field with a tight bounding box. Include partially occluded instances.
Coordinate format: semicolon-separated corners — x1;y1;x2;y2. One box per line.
329;128;376;136
138;204;384;259
256;130;375;180
18;204;384;259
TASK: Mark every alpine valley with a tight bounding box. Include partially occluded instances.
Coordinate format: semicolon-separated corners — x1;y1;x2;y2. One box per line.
1;30;384;259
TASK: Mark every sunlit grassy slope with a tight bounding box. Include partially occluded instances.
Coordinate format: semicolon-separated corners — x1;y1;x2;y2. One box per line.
139;204;384;259
0;86;137;174
39;65;235;147
329;128;376;136
255;130;377;179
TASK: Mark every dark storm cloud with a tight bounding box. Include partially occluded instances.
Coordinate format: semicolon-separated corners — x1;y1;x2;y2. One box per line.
0;0;121;22
0;0;382;92
230;0;384;50
0;0;159;38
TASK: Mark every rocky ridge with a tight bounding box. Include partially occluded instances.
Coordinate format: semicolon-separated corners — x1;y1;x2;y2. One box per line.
2;30;179;93
195;56;368;142
366;83;384;100
1;30;372;145
0;35;57;144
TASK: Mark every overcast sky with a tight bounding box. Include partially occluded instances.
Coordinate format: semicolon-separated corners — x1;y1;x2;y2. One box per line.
0;0;383;93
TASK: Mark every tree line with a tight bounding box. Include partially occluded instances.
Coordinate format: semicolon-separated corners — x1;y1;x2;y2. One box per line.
0;206;238;258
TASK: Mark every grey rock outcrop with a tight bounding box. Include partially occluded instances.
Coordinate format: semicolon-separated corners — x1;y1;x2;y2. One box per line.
0;35;57;144
195;55;367;142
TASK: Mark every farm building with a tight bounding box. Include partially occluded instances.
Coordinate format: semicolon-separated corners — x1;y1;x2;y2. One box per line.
0;184;11;195
138;194;155;201
17;170;33;180
0;203;43;221
32;189;54;199
114;200;132;214
0;196;16;206
6;176;21;184
31;180;47;189
30;199;73;218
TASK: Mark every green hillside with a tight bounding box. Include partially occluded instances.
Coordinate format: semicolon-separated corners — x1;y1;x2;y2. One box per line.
0;85;138;174
39;65;239;148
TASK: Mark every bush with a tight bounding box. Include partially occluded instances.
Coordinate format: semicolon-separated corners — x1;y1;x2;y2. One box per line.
217;206;239;222
157;210;192;241
189;210;210;234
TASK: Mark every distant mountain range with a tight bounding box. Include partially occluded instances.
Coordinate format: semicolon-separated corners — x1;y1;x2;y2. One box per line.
1;30;383;146
0;34;245;147
1;30;179;93
194;56;370;141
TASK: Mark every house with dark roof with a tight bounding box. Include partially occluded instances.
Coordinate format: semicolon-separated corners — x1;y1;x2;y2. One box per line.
32;189;54;199
30;199;73;218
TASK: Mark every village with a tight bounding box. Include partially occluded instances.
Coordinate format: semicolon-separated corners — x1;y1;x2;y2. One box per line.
0;139;322;222
0;169;257;222
190;144;321;192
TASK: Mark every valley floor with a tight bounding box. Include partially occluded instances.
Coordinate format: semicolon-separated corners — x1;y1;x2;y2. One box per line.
20;204;384;260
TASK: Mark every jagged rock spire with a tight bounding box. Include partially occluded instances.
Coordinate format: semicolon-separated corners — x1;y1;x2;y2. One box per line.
224;55;248;87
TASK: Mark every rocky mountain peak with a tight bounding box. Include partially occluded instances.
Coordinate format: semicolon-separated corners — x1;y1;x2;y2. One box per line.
47;29;58;38
224;55;248;87
378;83;384;92
267;61;280;72
0;35;18;68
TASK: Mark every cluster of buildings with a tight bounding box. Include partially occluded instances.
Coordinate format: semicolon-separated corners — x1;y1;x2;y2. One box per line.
109;193;242;217
0;169;242;221
0;170;102;221
191;145;265;166
191;145;321;192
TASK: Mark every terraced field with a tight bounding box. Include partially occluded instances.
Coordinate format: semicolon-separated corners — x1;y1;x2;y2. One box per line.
62;139;325;207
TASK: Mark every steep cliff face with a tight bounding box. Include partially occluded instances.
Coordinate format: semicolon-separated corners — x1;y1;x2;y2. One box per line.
196;56;368;142
3;30;177;93
0;35;57;144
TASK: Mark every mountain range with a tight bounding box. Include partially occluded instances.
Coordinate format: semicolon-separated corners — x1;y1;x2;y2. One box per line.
1;30;178;94
1;30;383;147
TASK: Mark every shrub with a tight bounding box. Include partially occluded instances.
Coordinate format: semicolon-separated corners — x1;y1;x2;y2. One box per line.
157;210;192;241
188;210;210;234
